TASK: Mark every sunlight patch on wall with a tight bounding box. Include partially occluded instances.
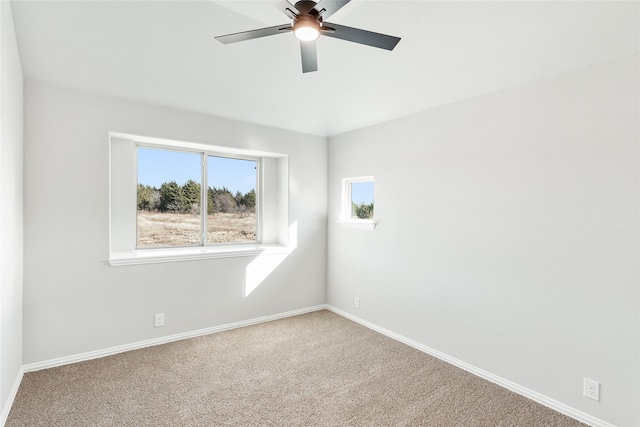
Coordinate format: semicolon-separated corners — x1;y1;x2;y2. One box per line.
244;221;298;297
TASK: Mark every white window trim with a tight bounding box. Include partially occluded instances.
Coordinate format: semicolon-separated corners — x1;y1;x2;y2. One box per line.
337;176;377;230
108;244;292;266
109;132;291;266
337;220;376;230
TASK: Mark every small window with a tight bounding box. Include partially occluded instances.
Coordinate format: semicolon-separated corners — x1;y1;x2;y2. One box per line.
340;176;376;229
350;180;374;220
136;146;259;249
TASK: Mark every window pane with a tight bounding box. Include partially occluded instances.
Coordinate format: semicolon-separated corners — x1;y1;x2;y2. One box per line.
351;181;374;219
207;156;257;244
137;147;202;248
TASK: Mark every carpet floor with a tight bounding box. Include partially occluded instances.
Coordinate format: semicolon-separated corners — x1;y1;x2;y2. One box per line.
7;310;586;426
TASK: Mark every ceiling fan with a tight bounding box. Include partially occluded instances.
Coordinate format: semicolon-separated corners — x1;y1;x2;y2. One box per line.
215;0;401;73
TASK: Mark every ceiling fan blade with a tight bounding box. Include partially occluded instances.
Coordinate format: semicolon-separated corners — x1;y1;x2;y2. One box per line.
322;22;400;50
215;24;292;44
300;40;318;73
272;0;299;19
313;0;350;20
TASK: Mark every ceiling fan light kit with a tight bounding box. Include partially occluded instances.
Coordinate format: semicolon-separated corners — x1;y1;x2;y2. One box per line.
293;15;321;41
215;0;401;73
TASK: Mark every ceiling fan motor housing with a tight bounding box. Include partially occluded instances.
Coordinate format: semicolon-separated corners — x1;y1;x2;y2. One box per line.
294;0;323;16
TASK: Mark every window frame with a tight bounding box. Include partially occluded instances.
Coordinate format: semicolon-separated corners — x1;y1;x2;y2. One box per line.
109;133;291;266
134;143;262;250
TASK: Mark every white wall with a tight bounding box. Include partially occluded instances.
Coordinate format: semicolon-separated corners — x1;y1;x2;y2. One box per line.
23;82;327;364
0;0;24;420
327;54;639;426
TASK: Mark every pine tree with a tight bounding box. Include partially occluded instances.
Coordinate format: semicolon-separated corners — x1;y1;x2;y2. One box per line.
243;189;256;212
182;179;201;214
159;181;183;213
137;184;155;211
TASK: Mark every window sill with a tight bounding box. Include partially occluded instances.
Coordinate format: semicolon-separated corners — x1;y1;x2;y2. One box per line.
337;220;377;231
109;244;292;266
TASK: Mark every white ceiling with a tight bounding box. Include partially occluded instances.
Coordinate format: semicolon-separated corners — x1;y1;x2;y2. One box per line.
10;0;639;137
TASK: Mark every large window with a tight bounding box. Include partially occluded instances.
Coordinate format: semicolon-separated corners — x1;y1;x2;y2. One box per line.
109;134;290;266
136;146;258;249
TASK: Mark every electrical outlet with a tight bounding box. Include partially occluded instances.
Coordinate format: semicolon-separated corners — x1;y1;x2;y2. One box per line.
354;297;360;308
154;313;165;328
583;378;600;401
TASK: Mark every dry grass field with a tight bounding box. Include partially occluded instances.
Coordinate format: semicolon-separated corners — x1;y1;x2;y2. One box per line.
137;211;256;248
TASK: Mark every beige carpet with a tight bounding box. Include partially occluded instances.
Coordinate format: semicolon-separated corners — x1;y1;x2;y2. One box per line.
7;310;586;426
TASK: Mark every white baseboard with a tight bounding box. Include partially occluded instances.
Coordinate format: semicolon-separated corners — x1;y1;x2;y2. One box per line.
326;305;615;427
23;304;328;373
1;366;24;427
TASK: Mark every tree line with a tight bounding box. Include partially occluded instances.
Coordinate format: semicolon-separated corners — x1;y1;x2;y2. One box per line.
137;180;256;215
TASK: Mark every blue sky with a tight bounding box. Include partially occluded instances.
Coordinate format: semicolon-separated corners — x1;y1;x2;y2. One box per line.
351;181;374;205
137;147;257;195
